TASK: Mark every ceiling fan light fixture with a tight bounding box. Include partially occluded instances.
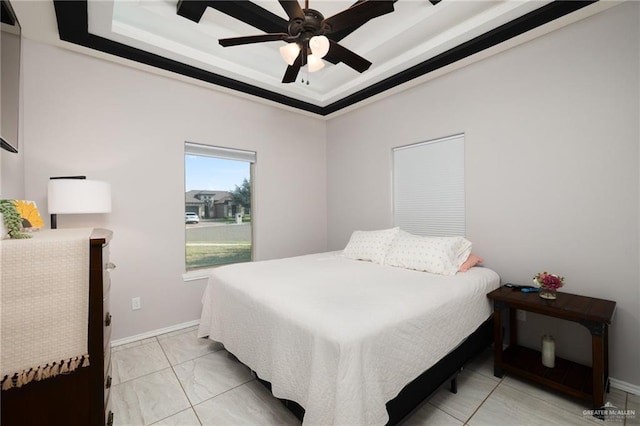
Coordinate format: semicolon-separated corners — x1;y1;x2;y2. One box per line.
307;54;325;73
217;0;396;84
309;35;330;58
279;42;301;66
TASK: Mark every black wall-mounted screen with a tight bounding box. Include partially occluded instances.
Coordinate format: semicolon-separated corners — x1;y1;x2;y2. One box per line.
1;0;21;153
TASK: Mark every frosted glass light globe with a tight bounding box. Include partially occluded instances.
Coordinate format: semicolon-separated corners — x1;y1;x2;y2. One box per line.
307;54;325;72
279;43;300;66
309;35;330;58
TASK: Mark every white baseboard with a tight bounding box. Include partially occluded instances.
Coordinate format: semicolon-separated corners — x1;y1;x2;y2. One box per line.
111;320;200;347
610;378;640;396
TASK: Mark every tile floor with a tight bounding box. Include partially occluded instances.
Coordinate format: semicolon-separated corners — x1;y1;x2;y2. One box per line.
111;326;639;426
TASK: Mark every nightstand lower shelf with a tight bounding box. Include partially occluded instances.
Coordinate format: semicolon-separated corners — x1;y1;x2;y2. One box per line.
501;345;593;401
487;287;616;409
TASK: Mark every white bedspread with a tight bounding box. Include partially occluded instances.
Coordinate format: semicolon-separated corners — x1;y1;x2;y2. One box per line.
198;252;499;426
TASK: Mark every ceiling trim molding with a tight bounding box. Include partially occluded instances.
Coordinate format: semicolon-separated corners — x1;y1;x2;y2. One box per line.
53;0;597;117
53;0;324;115
322;0;597;115
1;0;18;26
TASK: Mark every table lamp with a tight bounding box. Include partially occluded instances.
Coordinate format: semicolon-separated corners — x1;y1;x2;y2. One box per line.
48;176;112;229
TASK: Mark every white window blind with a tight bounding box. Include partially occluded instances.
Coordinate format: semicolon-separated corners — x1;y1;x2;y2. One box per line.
393;134;465;236
185;142;256;163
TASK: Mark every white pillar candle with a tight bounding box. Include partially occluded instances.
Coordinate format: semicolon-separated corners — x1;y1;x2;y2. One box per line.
541;335;555;368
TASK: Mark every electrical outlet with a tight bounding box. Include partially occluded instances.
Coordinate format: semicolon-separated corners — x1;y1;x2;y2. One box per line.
132;297;141;310
517;310;526;322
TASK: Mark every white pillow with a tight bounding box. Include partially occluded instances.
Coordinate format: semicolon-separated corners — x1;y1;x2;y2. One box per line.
385;231;472;275
342;227;400;264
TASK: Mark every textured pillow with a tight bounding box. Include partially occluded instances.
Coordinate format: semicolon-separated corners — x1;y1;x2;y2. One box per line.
342;227;400;264
385;231;472;275
459;253;484;272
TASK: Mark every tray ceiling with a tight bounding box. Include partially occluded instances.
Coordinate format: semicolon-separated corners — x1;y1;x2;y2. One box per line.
43;1;603;115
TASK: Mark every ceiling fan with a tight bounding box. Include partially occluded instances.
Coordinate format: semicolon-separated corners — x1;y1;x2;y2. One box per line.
217;0;397;84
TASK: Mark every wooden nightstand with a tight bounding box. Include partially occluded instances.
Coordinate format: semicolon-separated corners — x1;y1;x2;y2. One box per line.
487;286;616;408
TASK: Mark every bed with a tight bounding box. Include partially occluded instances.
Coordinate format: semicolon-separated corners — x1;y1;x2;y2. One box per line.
198;247;500;425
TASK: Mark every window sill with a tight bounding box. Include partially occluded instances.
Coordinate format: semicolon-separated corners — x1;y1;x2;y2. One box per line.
182;268;215;282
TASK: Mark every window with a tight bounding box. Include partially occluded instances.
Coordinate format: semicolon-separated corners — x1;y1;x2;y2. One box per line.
184;142;255;271
392;134;465;236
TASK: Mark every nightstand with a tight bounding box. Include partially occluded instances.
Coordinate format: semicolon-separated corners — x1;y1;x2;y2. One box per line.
487;286;616;408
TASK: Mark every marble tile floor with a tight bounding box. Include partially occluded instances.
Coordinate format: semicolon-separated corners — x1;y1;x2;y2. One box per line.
111;326;639;426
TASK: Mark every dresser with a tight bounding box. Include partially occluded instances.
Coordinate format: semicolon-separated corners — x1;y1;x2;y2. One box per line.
90;229;115;426
1;228;114;426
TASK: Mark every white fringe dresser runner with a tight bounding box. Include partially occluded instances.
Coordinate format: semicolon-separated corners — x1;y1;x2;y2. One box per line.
1;228;93;390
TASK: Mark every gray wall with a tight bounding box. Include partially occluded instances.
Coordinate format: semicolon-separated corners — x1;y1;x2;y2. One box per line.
0;24;24;199
0;145;24;198
16;39;328;341
326;3;640;387
4;1;638;390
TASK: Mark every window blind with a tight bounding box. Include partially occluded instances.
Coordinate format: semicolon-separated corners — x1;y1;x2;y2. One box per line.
185;142;256;163
393;134;465;236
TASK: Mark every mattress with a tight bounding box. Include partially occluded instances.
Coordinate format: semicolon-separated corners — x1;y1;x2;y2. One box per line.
198;252;500;425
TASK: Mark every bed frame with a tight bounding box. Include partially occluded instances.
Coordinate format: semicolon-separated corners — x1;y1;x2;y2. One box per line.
256;315;494;425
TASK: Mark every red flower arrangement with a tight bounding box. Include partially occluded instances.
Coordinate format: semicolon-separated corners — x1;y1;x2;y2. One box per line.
533;272;564;290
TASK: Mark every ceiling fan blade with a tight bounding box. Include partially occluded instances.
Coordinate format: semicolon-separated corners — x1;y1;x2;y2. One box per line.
325;1;367;42
219;33;289;47
178;1;288;33
325;40;371;73
282;52;303;83
323;0;396;34
278;0;305;21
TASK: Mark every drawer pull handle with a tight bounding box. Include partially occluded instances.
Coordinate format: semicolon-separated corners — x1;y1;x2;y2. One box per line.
106;375;112;389
106;262;117;271
105;313;112;327
107;411;114;426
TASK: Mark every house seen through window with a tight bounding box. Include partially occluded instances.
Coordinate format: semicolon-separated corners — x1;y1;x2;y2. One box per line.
185;143;255;270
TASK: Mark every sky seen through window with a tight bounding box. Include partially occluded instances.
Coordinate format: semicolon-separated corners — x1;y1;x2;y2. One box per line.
185;155;250;192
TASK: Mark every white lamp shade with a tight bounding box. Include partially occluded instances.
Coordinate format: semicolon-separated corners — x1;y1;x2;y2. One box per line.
307;54;325;73
48;179;112;214
279;43;300;66
309;35;330;58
